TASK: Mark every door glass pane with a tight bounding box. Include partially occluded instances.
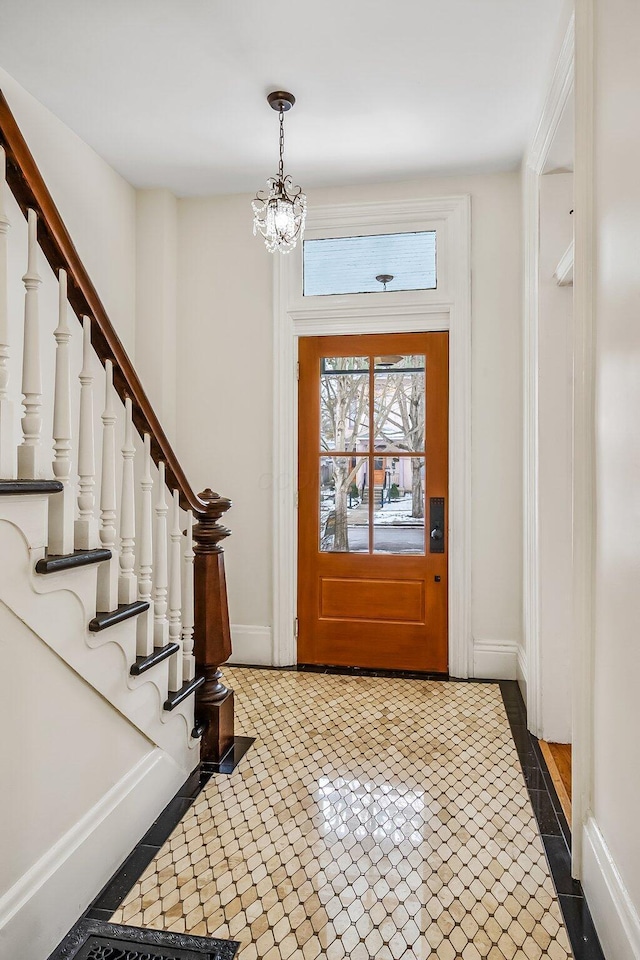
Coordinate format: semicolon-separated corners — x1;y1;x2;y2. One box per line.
372;456;425;555
320;456;369;553
373;355;425;453
321;357;370;452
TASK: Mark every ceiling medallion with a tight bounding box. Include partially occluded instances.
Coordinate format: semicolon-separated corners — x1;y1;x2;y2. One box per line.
252;91;307;254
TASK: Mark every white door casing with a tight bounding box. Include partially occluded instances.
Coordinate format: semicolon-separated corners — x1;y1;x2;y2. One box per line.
523;4;598;883
272;195;472;677
522;8;575;741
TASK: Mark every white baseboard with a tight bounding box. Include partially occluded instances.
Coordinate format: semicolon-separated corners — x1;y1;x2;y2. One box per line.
228;624;273;666
227;630;520;678
472;639;518;680
516;644;528;703
0;748;187;960
582;816;640;960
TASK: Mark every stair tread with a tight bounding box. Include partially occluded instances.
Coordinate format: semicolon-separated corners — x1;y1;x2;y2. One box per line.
131;641;180;676
36;548;112;574
164;675;205;712
0;479;63;495
89;601;150;633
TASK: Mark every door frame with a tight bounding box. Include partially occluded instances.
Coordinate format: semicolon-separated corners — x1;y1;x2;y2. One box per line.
272;195;471;677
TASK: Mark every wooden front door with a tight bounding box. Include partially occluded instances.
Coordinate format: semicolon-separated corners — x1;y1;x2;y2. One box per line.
297;332;449;672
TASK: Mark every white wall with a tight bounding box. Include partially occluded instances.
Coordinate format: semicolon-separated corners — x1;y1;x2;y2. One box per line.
0;601;182;960
176;172;523;665
176;194;274;633
580;0;640;952
0;602;148;896
135;188;178;441
538;172;573;743
0;67;137;356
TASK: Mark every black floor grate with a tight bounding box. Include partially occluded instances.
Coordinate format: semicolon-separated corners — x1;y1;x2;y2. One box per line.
48;920;238;960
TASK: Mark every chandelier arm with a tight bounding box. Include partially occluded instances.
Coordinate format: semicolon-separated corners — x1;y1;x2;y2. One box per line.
282;176;303;200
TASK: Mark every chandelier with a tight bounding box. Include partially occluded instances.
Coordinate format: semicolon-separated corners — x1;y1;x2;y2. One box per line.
252;91;307;254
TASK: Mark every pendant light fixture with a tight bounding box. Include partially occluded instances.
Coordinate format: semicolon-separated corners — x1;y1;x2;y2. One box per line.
252;91;307;254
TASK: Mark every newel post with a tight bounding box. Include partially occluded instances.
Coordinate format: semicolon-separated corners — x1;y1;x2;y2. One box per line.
193;488;233;764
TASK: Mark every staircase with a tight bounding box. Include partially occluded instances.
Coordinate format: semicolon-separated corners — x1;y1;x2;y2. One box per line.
0;92;235;958
0;480;204;757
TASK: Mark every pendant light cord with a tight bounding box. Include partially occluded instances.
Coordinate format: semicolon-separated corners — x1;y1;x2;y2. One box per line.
279;108;285;181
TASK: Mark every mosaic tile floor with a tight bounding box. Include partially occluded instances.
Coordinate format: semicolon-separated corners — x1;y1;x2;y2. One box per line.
112;668;572;959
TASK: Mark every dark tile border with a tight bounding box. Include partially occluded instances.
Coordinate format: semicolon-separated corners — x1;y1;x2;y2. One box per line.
297;662;449;681
85;766;215;918
499;680;605;960
86;737;255;920
202;736;256;775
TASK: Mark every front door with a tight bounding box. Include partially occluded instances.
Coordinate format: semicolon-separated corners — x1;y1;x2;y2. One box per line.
297;332;449;672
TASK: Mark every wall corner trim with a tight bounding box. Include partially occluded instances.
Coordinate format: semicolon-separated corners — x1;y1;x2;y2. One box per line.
516;643;528;702
522;5;575;742
583;817;640;960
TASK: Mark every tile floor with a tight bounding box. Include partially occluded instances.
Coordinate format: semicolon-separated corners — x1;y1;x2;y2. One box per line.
111;668;572;959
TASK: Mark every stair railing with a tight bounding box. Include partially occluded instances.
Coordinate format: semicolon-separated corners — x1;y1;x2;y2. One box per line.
0;91;234;763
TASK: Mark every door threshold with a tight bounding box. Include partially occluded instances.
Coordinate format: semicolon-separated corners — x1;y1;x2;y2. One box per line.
297;662;449;680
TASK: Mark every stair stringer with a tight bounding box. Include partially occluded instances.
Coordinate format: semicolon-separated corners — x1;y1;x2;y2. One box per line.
0;507;199;772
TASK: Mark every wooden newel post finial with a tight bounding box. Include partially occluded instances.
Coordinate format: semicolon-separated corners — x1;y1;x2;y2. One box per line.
193;488;233;763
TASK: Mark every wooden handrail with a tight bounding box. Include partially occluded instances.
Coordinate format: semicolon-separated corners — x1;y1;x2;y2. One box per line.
0;89;227;521
0;89;234;762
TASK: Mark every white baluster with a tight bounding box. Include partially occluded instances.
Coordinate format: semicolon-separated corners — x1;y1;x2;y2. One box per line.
49;269;74;553
153;460;169;648
75;316;98;549
0;146;15;478
118;397;137;604
136;433;154;656
181;510;196;681
97;359;118;610
168;489;183;692
17;208;42;479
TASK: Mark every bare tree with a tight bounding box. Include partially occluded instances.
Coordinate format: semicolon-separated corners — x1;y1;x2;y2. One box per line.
374;357;425;519
321;358;368;550
320;356;426;550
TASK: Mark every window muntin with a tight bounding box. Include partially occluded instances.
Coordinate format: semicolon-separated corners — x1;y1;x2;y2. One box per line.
318;353;427;555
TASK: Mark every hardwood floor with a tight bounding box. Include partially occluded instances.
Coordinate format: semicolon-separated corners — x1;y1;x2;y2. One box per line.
540;740;572;825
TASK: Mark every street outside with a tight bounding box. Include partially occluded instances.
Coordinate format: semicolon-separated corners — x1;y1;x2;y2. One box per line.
320;492;425;554
342;525;424;553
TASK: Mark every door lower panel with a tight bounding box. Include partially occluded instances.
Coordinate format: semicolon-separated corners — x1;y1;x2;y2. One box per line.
320;577;425;623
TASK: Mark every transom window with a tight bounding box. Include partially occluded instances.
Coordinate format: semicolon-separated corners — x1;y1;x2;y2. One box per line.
303;230;437;297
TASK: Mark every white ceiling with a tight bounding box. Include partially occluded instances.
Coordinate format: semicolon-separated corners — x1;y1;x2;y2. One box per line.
0;0;565;197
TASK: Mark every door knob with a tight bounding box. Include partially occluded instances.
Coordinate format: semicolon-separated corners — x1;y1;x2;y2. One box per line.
430;527;443;541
